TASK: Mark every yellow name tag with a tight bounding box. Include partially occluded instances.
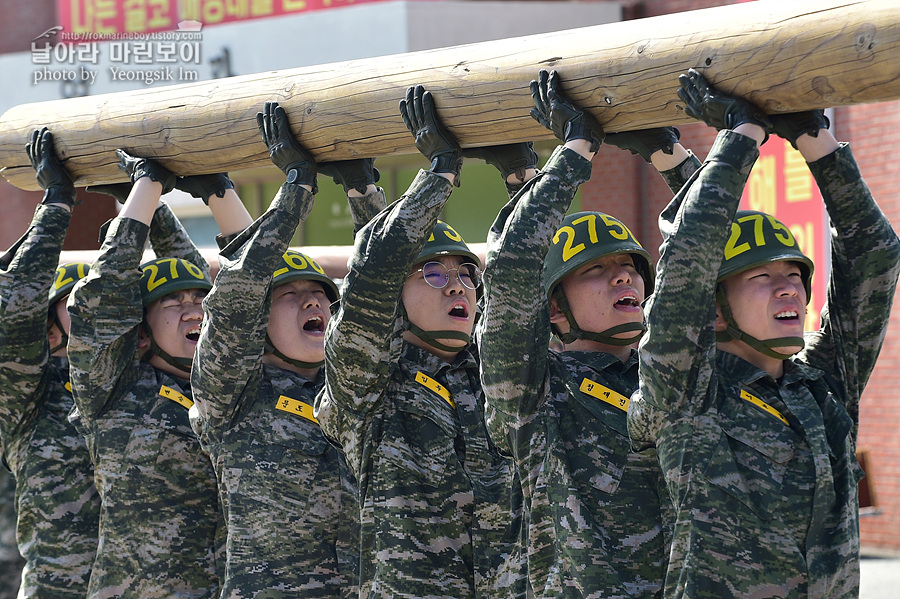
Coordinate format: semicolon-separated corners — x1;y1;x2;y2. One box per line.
579;378;629;412
64;382;72;392
159;385;193;410
740;389;789;425
415;372;455;409
275;396;318;424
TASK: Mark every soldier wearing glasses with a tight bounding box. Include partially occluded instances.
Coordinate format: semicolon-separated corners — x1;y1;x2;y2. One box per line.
316;85;526;598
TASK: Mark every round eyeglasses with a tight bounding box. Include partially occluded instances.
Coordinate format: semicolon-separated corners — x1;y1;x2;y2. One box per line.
408;261;482;290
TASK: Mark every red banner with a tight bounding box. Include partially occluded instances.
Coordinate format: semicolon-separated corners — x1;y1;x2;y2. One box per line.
59;0;388;35
740;137;829;331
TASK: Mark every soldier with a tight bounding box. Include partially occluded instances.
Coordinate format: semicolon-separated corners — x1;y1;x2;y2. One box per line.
628;69;900;598
315;85;526;598
189;101;366;598
0;128;99;598
67;152;248;598
477;69;697;598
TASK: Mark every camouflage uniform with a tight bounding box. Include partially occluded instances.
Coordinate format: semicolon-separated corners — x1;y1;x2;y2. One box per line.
479;145;698;598
629;131;900;598
0;203;99;598
190;183;361;598
316;171;525;599
0;466;25;599
68;202;221;599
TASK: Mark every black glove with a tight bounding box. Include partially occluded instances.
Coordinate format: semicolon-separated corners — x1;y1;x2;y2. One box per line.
176;173;235;205
530;70;604;153
26;127;76;207
462;142;538;182
604;127;681;163
86;182;133;204
256;101;317;192
317;159;380;195
677;68;772;139
115;149;176;194
769;110;830;150
399;85;462;183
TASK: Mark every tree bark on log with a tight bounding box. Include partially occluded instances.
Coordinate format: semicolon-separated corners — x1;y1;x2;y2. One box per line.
0;0;897;191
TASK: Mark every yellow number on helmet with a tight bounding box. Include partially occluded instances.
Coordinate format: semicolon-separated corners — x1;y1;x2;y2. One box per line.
144;264;166;291
600;214;631;241
553;225;584;262
442;224;463;242
284;252;309;271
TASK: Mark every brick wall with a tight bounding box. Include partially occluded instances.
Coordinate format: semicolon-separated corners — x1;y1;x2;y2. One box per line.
839;101;900;550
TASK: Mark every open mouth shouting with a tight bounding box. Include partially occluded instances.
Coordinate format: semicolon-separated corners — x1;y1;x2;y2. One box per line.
613;291;642;312
185;325;202;343
302;314;326;335
448;301;470;321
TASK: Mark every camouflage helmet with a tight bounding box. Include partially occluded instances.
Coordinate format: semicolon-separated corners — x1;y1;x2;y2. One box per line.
415;221;481;269
139;257;212;306
717;210;814;302
272;250;339;304
543;211;654;298
49;262;90;307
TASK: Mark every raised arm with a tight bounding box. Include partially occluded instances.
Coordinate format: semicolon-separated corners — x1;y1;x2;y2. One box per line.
605;127;701;194
479;69;600;454
318;85;458;453
0;128;74;438
176;172;253;239
192;101;317;431
67;152;171;420
784;116;900;425
636;70;767;426
318;158;386;237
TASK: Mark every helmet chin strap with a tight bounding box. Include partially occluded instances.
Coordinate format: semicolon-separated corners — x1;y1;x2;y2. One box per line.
715;285;804;361
264;333;324;370
141;321;193;375
400;304;472;354
553;288;645;347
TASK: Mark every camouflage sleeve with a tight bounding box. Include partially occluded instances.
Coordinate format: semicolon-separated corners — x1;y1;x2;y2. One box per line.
479;146;592;455
67;217;148;422
192;184;314;435
347;188;387;238
318;171;453;448
797;143;900;429
484;178;534;251
0;205;70;442
635;131;760;435
148;200;210;277
214;231;242;250
658;151;702;195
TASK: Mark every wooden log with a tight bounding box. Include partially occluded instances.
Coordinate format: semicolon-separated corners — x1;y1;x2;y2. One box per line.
0;0;897;191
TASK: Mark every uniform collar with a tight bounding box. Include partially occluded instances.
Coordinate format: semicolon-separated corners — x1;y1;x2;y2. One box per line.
401;341;478;374
559;348;638;376
262;362;324;388
716;350;825;387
